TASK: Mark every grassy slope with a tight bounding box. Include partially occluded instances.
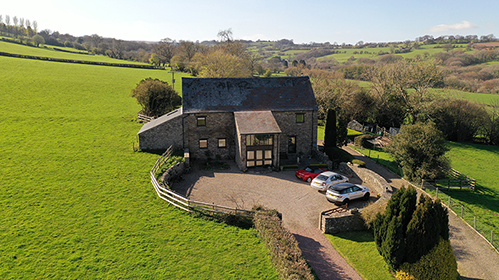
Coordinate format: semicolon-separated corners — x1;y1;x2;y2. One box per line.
0;56;277;279
326;231;394;280
0;40;145;64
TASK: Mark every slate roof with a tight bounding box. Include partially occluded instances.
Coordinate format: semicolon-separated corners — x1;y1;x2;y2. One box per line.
138;108;182;134
182;76;317;114
234;111;282;135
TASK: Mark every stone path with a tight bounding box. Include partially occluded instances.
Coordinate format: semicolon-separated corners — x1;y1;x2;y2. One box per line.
343;145;499;280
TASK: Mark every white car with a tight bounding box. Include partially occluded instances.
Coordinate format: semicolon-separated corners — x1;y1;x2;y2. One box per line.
310;171;349;191
326;182;370;204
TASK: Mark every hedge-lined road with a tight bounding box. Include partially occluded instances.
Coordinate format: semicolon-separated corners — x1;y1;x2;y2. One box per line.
174;162;366;280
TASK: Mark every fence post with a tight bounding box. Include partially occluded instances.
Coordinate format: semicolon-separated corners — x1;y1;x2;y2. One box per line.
474;216;476;229
376;155;379;163
448;196;451;207
461;205;464;218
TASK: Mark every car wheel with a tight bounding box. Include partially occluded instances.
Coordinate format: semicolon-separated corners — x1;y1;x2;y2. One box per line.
364;192;370;200
343;198;350;205
306;177;312;183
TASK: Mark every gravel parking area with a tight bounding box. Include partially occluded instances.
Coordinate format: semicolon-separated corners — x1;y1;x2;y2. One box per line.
172;161;370;280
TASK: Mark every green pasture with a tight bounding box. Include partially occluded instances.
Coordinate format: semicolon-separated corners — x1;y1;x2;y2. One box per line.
326;231;394;280
0;40;146;65
0;56;278;278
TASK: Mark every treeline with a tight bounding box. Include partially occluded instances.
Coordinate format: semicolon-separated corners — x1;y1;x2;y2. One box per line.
291;61;499;146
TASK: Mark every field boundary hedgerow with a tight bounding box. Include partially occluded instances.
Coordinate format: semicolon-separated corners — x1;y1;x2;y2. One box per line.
0;51;160;69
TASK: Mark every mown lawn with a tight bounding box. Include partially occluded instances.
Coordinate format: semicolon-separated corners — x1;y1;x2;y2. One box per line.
326;231;394;280
0;56;278;279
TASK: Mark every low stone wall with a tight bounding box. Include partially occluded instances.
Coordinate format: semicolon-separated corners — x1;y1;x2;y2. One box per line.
322;210;367;234
321;162;393;234
160;161;186;187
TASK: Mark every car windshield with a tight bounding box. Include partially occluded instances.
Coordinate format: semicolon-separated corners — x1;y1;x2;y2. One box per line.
316;174;328;181
328;187;341;194
304;167;313;172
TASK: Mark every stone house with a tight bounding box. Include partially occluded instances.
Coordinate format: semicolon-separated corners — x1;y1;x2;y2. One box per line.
137;76;318;170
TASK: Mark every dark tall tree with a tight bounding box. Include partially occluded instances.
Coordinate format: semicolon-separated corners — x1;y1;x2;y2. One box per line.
324;109;336;148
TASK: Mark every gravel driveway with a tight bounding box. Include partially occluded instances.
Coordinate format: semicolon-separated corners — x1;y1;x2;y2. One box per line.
172;161;368;280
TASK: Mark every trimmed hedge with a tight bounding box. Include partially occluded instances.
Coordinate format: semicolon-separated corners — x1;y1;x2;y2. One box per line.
0;51;159;69
351;159;366;167
253;208;314;280
354;134;375;149
396;238;458;280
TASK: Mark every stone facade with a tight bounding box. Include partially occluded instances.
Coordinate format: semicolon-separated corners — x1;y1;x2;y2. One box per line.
272;110;318;158
138;109;183;151
321;210;367;234
183;112;236;160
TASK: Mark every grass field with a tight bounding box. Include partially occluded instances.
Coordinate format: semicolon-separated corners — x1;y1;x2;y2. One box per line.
326;231;394;280
0;40;146;65
0;56;278;278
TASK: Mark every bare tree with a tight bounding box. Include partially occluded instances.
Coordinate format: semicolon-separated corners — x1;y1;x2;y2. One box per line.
217;28;233;43
153;38;176;66
32;20;37;34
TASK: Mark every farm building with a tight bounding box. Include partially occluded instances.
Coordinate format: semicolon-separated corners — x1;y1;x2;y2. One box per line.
137;76;318;170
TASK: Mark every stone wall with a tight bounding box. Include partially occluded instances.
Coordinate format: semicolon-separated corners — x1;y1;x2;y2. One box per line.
160;161;186;187
321;210;367;234
338;162;393;200
138;111;183;151
312;147;334;171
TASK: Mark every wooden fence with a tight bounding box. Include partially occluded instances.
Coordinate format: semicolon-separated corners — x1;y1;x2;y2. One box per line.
137;114;154;123
425;168;476;191
150;147;254;217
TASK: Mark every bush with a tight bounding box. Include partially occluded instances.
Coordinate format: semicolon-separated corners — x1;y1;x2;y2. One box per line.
352;159;366;167
396;238;458;280
253;208;314;280
130;78;181;117
354;134;375;149
361;200;388;229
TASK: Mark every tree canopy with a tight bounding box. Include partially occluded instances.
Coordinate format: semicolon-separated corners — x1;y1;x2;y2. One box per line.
130;78;181;117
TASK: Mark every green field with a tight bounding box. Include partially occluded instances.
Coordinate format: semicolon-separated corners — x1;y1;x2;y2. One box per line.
0;40;145;65
0;56;278;278
352;141;499;234
326;231;394;280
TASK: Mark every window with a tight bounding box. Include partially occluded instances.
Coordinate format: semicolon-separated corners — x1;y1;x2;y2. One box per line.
197;116;206;126
218;138;227;148
296;113;305;123
199;139;208;149
246;134;273;146
288;136;296;153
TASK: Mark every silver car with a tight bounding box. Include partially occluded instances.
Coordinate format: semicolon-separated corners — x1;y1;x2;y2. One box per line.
310;171;349;191
326;182;370;204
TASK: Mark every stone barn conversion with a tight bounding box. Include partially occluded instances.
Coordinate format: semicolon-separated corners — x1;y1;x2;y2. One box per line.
137;76;318;170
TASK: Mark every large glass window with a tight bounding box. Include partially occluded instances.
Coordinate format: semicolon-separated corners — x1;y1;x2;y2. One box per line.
246;134;273;146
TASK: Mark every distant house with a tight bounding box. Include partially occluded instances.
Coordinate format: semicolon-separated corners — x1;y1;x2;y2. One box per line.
138;76;318;170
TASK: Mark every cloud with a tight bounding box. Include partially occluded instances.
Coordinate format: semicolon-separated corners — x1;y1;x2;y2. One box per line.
429;21;477;33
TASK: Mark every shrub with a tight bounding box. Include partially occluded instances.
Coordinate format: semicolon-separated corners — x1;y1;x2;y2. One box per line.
351;159;366;167
253;208;314;280
354;134;375;149
396;238;458;280
361;200;388;229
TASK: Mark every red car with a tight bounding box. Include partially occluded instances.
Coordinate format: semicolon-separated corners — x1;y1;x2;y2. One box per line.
295;166;328;183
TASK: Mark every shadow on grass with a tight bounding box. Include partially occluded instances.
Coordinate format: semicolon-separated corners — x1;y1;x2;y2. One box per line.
333;230;375;243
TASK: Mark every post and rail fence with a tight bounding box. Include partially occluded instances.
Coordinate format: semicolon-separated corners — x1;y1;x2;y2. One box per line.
150;146;255;218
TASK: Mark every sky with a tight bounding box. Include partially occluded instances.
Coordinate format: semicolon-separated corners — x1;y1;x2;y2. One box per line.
2;0;498;44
